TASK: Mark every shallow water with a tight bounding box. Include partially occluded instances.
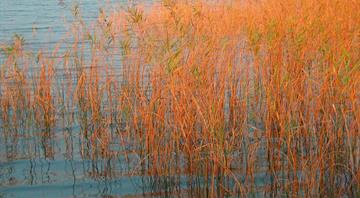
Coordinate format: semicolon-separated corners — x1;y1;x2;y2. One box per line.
0;1;162;197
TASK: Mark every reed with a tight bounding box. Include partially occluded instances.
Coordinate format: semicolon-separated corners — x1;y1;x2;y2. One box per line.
107;0;360;196
0;0;359;197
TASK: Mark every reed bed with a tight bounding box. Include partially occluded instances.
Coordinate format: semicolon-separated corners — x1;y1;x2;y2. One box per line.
0;0;359;197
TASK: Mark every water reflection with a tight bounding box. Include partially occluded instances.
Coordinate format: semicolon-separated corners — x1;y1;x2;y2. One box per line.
0;148;145;197
0;106;131;195
57;0;66;8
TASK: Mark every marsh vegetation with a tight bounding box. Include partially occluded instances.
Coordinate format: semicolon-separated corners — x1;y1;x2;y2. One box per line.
0;0;359;197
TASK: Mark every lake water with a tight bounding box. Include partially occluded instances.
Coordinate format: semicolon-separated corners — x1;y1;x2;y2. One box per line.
0;1;165;197
0;0;157;51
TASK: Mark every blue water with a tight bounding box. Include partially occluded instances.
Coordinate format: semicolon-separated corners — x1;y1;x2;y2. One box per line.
0;0;156;51
0;1;159;197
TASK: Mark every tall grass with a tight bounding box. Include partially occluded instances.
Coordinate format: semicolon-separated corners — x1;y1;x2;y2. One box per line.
0;0;359;197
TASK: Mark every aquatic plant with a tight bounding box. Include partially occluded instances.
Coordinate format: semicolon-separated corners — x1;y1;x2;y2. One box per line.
0;0;359;197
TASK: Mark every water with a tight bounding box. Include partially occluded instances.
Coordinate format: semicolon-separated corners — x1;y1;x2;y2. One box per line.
0;0;158;51
0;1;161;197
0;1;287;197
0;159;144;197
